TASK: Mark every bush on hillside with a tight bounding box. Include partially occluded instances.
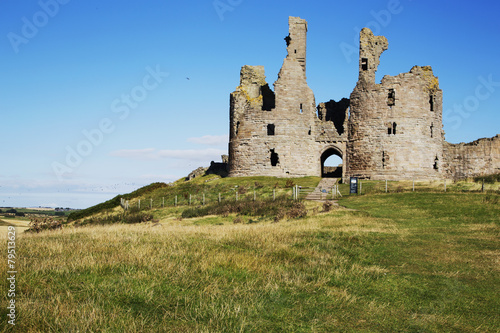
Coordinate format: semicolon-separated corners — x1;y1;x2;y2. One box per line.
26;218;62;233
474;173;500;184
74;212;153;227
181;198;307;221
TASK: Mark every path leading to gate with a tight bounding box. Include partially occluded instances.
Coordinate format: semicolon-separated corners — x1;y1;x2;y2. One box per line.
305;178;339;201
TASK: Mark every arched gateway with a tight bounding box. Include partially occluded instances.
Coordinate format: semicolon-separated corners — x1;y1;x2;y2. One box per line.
320;146;345;179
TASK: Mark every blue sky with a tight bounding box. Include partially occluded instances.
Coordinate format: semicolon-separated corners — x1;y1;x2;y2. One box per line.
1;0;499;208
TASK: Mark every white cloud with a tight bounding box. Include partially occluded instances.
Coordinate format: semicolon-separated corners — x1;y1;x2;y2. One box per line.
187;134;228;146
110;148;227;162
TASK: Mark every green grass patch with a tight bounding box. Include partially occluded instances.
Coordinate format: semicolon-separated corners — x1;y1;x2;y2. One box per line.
0;191;498;331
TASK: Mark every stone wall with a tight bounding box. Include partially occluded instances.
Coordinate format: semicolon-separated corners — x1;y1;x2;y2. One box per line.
443;135;500;179
228;17;347;178
347;28;445;180
227;17;499;182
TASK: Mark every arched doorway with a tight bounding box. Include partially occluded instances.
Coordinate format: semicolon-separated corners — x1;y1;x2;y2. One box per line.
321;146;343;178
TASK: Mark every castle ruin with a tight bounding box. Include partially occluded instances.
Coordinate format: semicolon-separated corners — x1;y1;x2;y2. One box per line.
228;17;499;180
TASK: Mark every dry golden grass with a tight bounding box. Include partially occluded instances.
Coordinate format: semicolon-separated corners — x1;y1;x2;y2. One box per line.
1;192;498;332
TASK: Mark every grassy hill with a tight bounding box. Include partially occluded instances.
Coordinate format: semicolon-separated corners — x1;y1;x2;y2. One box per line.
67;175;322;225
1;176;499;332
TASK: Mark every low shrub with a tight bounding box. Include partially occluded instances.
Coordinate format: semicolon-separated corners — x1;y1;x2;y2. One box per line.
288;202;307;219
323;201;333;212
26;218;62;233
74;212;153;226
274;208;286;223
180;198;307;220
474;173;500;184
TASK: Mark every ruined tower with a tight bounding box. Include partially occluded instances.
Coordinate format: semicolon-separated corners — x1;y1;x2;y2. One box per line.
347;28;445;180
228;17;318;177
227;18;499;181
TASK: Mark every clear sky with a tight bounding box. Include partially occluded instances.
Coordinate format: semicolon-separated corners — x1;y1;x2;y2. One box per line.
1;0;499;209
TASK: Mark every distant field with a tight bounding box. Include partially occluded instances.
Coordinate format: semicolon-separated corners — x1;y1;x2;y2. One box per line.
0;218;30;233
0;188;498;332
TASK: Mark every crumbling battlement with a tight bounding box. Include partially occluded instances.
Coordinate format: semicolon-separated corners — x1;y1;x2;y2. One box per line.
227;17;499;181
443;135;500;179
228;17;346;178
358;28;388;85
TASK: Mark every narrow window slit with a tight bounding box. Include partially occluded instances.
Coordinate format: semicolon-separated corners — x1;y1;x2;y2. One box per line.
267;124;275;136
387;89;395;106
361;58;368;71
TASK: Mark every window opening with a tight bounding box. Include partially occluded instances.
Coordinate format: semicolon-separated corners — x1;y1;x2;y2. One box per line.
300;103;303;114
430;123;434;138
393;122;397;135
270;149;279;167
267;124;275;136
361;58;368;71
387;89;395;106
236;121;240;136
433;156;439;170
429;94;434;111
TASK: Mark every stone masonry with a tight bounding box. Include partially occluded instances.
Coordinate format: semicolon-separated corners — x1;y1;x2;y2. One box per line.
347;28;445;180
227;17;500;180
443;135;500;180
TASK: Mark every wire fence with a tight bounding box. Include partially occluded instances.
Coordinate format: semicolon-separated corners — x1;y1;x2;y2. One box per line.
119;179;499;211
121;186;302;211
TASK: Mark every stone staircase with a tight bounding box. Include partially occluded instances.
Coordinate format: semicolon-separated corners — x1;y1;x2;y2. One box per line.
305;178;339;201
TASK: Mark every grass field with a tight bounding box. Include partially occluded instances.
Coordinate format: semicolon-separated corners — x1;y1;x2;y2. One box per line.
0;181;499;332
0;218;30;233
